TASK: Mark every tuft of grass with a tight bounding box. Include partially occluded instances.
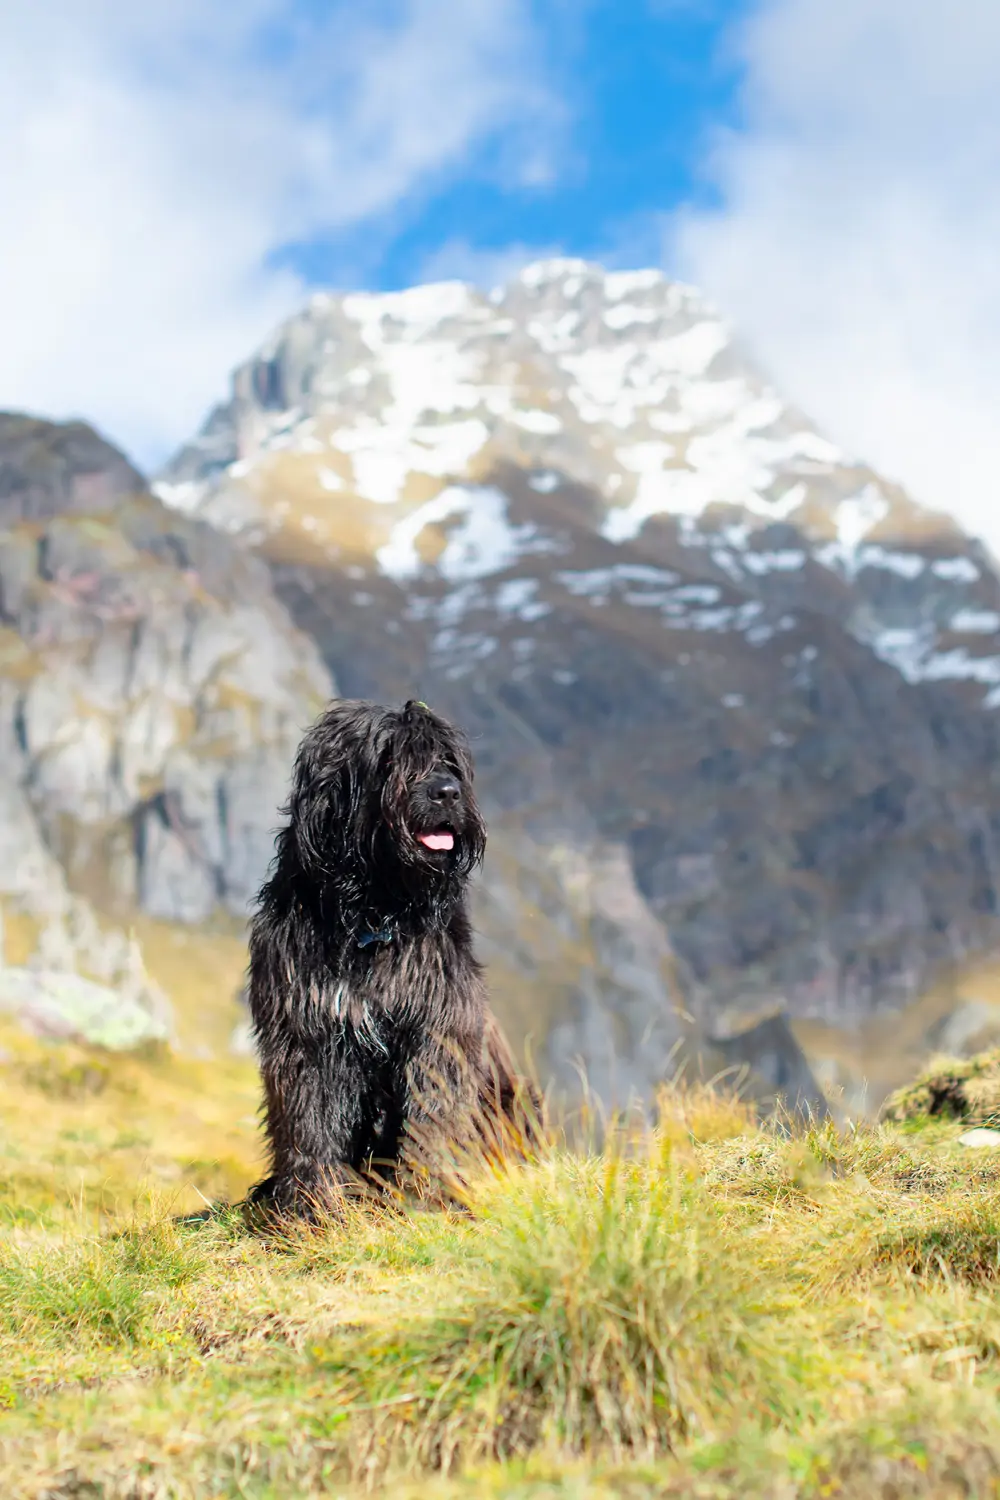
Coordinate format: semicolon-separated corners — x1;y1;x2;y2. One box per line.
653;1077;760;1147
0;1214;208;1349
310;1149;784;1476
882;1047;1000;1127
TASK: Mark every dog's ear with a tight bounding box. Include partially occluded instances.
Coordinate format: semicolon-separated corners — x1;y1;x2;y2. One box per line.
285;724;362;876
287;743;339;874
285;702;386;878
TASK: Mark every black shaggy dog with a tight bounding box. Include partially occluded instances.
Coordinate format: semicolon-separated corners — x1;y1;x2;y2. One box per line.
247;697;536;1219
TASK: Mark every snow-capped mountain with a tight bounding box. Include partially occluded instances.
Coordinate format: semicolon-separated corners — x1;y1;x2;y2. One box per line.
154;259;1000;1110
159;258;1000;707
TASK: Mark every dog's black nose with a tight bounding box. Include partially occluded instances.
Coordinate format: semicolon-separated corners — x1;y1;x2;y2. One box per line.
426;773;462;805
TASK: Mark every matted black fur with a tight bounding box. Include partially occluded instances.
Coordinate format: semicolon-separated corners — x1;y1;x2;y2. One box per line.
247;697;534;1219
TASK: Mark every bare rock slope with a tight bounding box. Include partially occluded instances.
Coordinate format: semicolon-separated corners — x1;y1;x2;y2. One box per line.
0;413;331;1042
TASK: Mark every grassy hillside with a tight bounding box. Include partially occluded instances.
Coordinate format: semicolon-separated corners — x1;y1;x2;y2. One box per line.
4;1022;1000;1497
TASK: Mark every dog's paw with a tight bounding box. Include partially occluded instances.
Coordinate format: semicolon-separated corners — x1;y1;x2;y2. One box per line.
244;1168;361;1229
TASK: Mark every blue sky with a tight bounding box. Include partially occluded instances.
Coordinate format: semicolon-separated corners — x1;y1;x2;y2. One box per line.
1;0;999;555
274;0;748;293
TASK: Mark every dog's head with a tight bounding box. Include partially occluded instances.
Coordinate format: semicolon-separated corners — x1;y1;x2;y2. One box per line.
378;699;487;877
284;698;486;901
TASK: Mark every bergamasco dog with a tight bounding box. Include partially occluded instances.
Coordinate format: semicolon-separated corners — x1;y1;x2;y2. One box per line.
247;697;537;1219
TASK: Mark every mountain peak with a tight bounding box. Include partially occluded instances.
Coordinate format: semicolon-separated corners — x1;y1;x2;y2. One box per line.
155;260;814;532
155;258;961;610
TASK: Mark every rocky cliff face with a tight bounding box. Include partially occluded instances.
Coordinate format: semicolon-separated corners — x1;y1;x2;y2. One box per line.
154;259;1000;1109
0;414;332;1034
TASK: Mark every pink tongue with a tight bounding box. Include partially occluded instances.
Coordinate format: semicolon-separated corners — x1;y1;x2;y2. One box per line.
419;830;455;851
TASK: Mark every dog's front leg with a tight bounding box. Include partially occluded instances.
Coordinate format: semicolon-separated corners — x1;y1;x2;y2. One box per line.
249;1034;371;1221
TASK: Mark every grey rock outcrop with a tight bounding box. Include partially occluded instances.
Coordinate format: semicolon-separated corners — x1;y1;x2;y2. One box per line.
0;770;171;1035
0;414;333;973
705;1012;831;1121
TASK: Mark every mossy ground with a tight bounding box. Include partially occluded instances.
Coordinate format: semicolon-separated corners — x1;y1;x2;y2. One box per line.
4;1024;1000;1498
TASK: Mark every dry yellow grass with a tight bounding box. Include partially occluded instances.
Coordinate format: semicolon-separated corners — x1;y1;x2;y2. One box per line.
0;1015;262;1224
129;914;249;1055
1;905;41;967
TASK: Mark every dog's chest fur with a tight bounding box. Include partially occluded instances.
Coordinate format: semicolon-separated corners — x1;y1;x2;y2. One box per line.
317;928;484;1050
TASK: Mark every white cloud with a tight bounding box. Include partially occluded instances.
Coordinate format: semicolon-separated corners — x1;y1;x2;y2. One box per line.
416;238;566;290
675;0;1000;558
0;1;552;468
414;214;680;296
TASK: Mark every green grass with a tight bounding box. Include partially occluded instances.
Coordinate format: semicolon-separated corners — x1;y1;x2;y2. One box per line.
5;1030;1000;1498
